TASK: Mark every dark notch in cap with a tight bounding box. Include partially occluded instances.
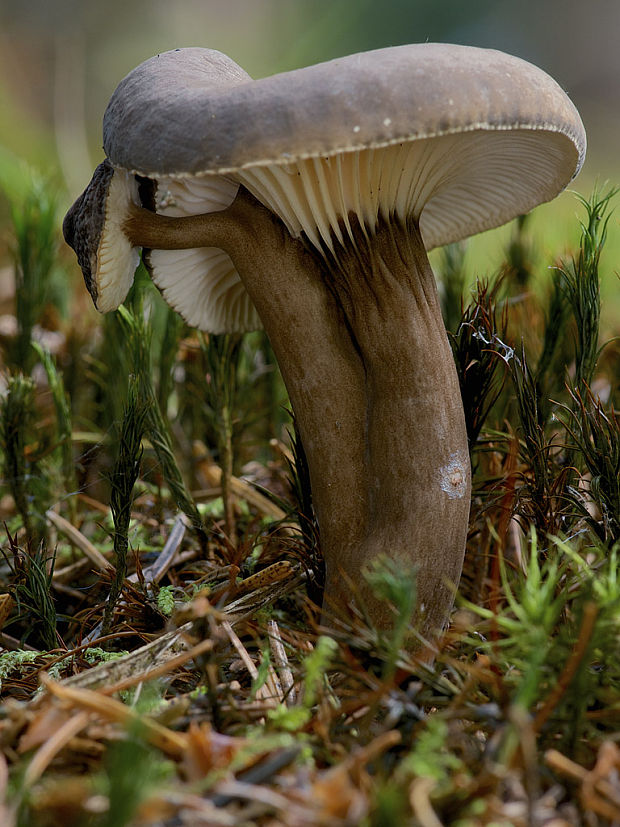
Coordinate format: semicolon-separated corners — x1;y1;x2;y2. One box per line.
63;159;115;304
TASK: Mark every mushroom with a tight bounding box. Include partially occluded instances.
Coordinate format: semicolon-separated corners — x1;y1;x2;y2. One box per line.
64;44;586;642
62;48;257;328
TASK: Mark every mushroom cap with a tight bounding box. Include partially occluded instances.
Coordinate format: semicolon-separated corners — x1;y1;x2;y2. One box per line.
103;43;586;254
63;159;140;312
64;48;256;323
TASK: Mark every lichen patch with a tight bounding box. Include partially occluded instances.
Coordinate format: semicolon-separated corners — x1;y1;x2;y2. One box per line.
439;453;468;499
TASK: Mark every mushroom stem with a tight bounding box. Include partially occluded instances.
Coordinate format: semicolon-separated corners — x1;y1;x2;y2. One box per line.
123;201;232;249
221;193;370;589
326;217;471;638
121;195;469;640
123;192;370;600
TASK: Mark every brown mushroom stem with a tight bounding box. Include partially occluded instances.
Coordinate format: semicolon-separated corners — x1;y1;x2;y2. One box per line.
124;194;470;640
325;218;471;638
124;192;370;601
124;202;231;250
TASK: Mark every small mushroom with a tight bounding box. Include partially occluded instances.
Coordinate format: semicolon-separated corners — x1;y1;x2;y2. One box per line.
63;48;256;328
64;44;586;642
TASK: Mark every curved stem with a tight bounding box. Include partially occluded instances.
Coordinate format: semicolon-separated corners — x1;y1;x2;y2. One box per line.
222;194;370;583
124;191;369;600
327;218;471;639
124;195;470;642
124;201;232;249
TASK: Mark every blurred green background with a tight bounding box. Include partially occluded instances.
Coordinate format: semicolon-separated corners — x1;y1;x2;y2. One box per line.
0;0;618;322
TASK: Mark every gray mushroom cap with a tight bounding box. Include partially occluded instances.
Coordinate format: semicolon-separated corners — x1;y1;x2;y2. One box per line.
73;43;586;330
64;48;255;323
103;44;586;255
105;44;586;178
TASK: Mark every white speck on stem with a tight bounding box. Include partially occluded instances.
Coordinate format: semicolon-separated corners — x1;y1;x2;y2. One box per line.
439;454;468;499
353;125;361;133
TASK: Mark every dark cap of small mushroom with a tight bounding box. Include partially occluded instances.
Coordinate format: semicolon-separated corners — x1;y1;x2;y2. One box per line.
62;159;115;306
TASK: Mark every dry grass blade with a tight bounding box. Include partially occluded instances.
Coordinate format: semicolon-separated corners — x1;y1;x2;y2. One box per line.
268;619;296;705
196;463;287;520
46;508;110;572
546;743;620;821
23;710;90;786
409;776;443;827
222;621;279;710
221;620;258;680
234;560;294;596
64;622;194;689
101;637;214;696
223;565;306;620
40;674;189;757
53;554;112;584
267;660;284;704
139;513;187;585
